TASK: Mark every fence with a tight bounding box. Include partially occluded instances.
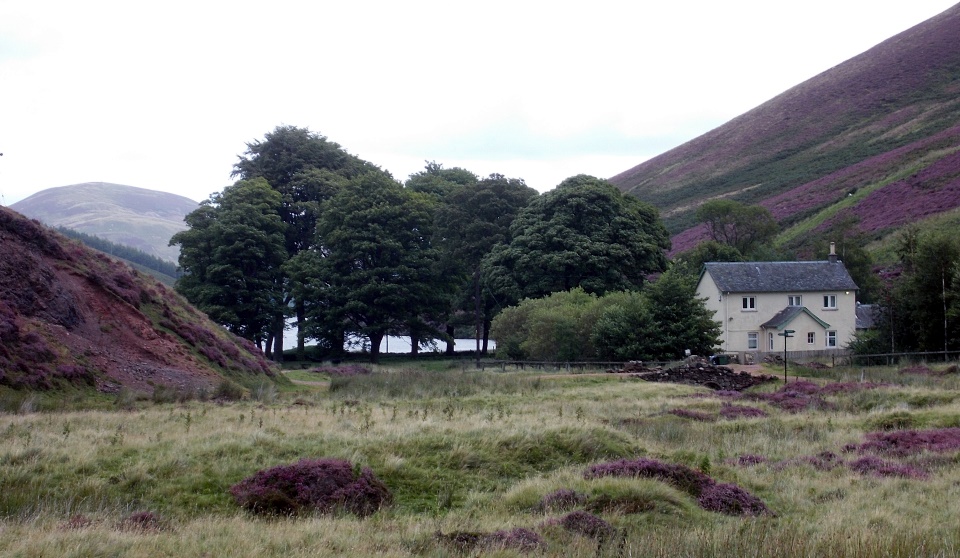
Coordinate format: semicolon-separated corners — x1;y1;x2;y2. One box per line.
839;350;960;367
479;360;672;372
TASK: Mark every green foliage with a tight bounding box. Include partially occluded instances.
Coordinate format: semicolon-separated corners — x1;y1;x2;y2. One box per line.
696;199;778;256
311;171;445;362
170;178;288;343
482;175;670;306
493;271;721;361
672;241;744;275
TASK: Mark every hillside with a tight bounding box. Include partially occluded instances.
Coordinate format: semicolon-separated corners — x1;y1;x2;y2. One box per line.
0;206;275;393
609;4;960;255
10;182;199;263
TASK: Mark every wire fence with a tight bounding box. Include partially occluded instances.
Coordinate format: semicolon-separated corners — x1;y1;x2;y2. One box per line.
838;350;960;367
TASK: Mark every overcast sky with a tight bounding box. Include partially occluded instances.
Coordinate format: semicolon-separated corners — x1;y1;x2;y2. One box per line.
1;1;957;205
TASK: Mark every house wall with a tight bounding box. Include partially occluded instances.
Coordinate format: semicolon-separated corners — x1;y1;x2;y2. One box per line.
697;274;858;354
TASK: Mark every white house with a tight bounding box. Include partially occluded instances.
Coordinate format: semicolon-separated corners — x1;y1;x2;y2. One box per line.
695;245;859;356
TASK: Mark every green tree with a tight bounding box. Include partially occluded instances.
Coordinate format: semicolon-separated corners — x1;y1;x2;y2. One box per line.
170;179;287;347
313;171;443;363
482;175;669;305
232;126;371;358
890;231;960;353
695;199;778;255
591;291;657;361
433;173;537;353
671;240;744;278
643;268;722;358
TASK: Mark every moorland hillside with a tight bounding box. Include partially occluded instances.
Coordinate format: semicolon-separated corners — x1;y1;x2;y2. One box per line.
0;206;274;394
610;4;960;256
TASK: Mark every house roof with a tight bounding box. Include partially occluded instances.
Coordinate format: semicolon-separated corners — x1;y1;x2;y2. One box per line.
702;261;859;293
761;306;831;330
856;304;880;329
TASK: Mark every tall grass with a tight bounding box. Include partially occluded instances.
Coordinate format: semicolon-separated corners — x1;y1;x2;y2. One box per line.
3;361;960;556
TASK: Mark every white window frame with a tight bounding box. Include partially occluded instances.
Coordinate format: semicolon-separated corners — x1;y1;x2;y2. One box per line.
768;332;775;351
788;295;802;306
826;330;837;348
823;294;837;309
807;332;815;345
742;296;756;311
747;332;759;350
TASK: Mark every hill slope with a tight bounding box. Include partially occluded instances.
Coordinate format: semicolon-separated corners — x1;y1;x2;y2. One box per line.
610;4;960;254
10;182;199;263
0;206;275;393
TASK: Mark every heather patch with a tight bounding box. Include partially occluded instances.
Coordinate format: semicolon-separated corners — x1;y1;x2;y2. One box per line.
847;428;960;458
747;381;837;413
555;510;616;540
230;458;392;517
697;482;771;516
732;454;769;467
847;456;928;479
583;457;771;516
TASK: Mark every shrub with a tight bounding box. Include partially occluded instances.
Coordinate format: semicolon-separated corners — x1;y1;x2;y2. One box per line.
229;458;392;517
487;528;546;553
697;482;772;516
557;510;615;540
850;428;960;458
214;379;247;401
848;456;928;479
584;458;713;496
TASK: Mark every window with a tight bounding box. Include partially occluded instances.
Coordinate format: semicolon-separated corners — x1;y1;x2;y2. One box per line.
768;332;775;350
823;294;837;309
742;297;756;311
788;295;802;306
807;332;815;345
747;332;758;350
826;331;837;347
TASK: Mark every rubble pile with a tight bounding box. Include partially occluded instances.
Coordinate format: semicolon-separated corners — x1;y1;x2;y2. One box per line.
616;359;776;392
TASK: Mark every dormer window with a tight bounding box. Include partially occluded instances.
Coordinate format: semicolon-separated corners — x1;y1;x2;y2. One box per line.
788;295;802;306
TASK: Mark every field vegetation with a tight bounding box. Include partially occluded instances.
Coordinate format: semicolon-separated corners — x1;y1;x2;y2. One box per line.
3;360;960;556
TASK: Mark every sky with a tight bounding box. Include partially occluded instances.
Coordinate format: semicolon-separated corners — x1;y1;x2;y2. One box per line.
1;1;957;205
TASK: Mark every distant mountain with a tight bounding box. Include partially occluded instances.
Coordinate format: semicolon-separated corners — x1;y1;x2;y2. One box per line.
0;205;275;392
610;4;960;256
10;182;199;263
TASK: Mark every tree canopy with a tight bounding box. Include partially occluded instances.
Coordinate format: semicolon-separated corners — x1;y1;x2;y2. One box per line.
695;199;778;256
481;175;670;305
170;178;287;343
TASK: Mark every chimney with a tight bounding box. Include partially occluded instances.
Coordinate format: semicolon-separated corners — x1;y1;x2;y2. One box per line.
828;242;838;263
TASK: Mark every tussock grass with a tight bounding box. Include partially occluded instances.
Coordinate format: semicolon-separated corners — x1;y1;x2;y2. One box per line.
3;361;960;556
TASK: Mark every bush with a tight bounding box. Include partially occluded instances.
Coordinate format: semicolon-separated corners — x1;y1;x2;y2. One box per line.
697;482;771;516
584;458;714;496
214;379;248;401
557;510;615;540
229;458;392;517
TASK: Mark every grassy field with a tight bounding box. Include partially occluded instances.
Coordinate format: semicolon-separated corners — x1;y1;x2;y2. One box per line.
2;360;960;557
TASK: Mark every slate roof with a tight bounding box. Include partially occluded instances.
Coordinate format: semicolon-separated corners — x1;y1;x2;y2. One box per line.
761;306;831;330
856;304;880;329
702;261;859;293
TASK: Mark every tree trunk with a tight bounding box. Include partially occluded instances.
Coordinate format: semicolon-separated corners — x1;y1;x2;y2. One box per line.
482;318;492;355
296;301;306;361
264;333;274;359
273;321;284;363
445;324;455;355
410;328;419;357
368;331;384;364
